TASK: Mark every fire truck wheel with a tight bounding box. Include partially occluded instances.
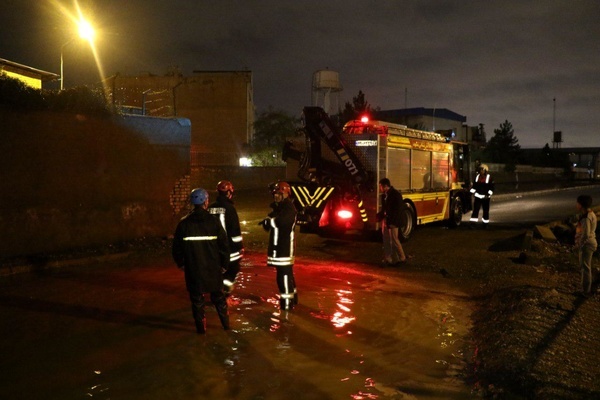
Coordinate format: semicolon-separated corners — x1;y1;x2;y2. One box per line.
448;196;463;228
399;202;416;242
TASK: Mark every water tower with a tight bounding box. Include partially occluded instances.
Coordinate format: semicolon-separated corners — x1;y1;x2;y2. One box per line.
311;69;342;115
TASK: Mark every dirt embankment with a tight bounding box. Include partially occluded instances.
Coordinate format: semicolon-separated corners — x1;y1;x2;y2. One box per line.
435;225;600;399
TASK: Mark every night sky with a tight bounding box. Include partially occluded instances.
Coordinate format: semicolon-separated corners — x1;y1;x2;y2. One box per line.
2;0;599;148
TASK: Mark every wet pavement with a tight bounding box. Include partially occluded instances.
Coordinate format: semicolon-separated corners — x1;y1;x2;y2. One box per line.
0;246;475;399
5;185;600;399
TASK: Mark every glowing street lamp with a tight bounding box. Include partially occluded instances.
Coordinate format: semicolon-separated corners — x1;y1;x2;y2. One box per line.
60;19;95;90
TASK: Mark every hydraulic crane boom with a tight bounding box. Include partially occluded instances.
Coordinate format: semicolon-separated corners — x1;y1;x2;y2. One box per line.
301;106;370;188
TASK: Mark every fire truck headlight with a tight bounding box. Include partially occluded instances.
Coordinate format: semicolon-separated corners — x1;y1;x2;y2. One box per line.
337;210;353;219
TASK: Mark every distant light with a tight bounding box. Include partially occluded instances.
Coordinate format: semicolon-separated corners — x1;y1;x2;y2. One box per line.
239;157;252;167
78;20;95;42
337;210;353;219
360;115;369;123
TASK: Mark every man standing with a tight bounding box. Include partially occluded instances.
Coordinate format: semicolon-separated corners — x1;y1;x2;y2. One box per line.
575;194;597;297
209;180;244;295
172;188;230;334
378;178;408;265
469;164;495;228
261;181;298;310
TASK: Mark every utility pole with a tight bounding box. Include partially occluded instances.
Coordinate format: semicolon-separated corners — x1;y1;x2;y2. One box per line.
552;97;562;149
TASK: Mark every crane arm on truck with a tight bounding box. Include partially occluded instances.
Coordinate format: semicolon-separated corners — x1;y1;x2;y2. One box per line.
300;106;371;189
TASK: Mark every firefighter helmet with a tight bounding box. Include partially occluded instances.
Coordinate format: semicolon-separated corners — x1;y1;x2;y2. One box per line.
479;164;489;173
190;188;209;205
217;180;234;193
271;181;291;197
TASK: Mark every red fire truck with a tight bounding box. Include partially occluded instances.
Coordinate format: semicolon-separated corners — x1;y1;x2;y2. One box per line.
282;107;472;240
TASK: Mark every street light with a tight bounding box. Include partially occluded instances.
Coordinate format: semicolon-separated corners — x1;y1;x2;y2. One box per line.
60;19;95;90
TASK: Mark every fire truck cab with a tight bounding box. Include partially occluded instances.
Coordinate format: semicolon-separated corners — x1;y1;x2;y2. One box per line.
282;106;472;240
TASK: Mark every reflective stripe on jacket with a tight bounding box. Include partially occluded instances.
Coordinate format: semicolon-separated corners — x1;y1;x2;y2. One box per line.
470;173;494;198
267;198;297;267
208;194;244;263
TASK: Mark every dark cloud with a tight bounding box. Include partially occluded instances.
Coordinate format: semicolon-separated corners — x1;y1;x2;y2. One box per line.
2;0;599;147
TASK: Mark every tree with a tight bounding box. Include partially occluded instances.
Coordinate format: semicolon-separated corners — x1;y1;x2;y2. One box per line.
250;108;299;166
337;90;373;127
484;120;521;172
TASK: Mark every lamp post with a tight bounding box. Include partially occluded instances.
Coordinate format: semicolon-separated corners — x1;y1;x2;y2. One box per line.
60;19;95;90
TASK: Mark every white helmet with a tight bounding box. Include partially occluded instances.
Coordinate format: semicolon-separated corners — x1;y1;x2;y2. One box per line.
479;164;489;173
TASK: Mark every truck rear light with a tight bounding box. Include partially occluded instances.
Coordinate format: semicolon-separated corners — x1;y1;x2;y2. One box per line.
337;210;353;219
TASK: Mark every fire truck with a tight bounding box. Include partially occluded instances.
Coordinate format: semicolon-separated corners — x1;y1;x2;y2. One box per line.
282;106;472;240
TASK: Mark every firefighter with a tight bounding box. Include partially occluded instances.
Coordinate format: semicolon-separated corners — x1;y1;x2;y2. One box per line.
260;181;298;310
208;180;244;295
172;188;230;334
469;164;495;228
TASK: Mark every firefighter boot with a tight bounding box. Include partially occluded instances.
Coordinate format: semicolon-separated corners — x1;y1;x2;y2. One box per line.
195;317;206;334
223;279;235;296
190;294;206;334
216;301;230;330
280;294;294;311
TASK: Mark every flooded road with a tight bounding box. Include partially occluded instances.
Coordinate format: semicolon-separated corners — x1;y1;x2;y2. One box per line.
0;188;482;399
0;245;474;399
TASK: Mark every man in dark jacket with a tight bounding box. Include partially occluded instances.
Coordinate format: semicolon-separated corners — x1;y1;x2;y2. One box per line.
378;178;408;265
172;188;230;334
261;181;298;310
209;180;244;295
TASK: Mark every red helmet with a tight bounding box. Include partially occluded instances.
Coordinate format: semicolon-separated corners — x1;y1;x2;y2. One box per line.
271;181;291;197
217;180;234;193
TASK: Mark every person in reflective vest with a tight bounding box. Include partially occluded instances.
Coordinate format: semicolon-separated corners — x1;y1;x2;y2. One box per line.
260;181;298;310
172;188;230;334
208;180;244;295
469;164;495;228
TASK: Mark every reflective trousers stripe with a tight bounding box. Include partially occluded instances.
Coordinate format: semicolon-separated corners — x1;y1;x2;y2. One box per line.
268;256;294;266
230;251;242;262
223;279;235;287
183;236;217;241
231;235;243;243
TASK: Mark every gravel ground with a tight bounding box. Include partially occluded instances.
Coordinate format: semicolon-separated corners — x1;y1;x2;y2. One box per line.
416;225;600;399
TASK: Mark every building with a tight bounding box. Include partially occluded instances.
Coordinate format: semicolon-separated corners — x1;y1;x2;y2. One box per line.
104;70;255;178
0;58;59;89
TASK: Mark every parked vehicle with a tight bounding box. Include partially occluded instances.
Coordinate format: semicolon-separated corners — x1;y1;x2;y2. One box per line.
282;107;472;240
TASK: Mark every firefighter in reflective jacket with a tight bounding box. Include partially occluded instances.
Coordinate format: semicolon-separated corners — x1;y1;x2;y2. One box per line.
208;180;244;294
469;164;495;227
260;181;298;310
172;188;230;334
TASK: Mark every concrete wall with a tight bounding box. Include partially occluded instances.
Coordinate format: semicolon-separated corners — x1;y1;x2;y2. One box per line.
117;114;191;162
193;166;286;192
0;109;188;260
478;163;574;193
